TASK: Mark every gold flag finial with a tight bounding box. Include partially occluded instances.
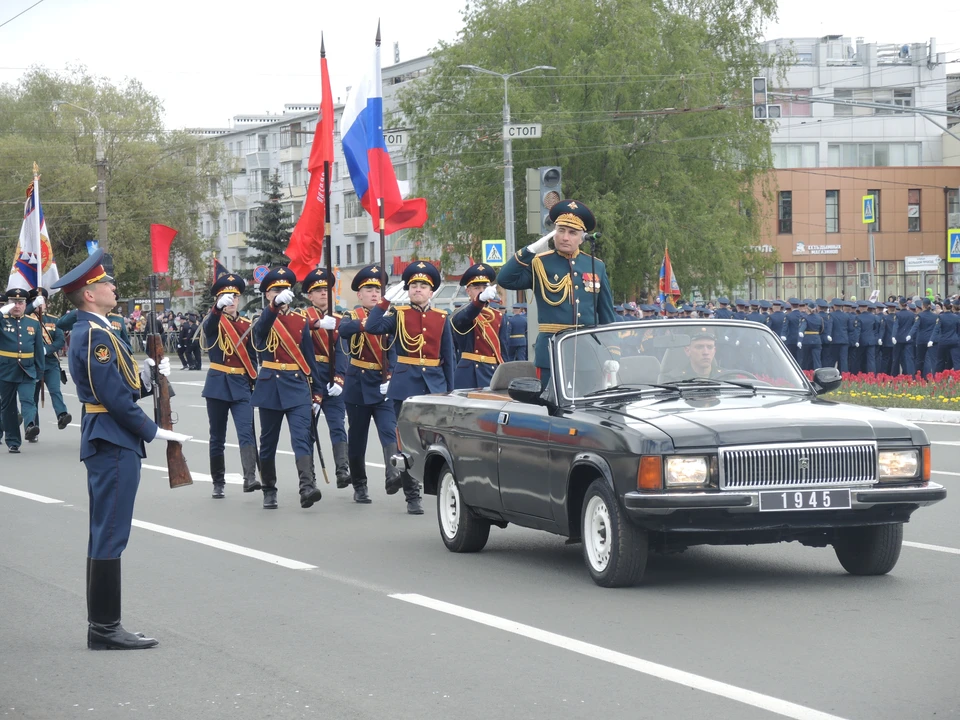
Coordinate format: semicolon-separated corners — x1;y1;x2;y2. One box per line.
33;161;40;177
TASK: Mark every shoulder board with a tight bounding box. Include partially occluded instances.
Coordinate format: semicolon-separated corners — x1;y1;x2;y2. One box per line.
535;250;554;258
45;313;60;320
294;308;307;317
236;316;251;325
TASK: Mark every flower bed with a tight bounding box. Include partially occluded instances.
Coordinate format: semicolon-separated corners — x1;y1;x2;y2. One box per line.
804;369;960;409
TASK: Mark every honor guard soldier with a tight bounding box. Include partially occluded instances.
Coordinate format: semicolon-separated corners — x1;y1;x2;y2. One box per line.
856;302;882;374
200;273;260;498
51;249;191;650
506;302;528;360
0;286;45;452
879;303;899;374
26;287;72;438
915;298;941;377
336;265;399;505
498;199;616;388
893;298;919;376
801;300;824;370
251;266;325;510
451;263;510;389
364;261;455;514
299;268;350;488
783;298;806;362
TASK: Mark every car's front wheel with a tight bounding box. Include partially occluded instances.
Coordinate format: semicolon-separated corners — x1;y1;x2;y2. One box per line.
437;463;490;553
834;523;903;575
581;480;648;587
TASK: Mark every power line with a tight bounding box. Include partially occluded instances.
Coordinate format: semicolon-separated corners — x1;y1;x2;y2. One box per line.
0;0;45;30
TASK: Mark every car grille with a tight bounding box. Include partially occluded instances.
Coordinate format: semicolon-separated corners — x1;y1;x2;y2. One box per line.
718;441;878;490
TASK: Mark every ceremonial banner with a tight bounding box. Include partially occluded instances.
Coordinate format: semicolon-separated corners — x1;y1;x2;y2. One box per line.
9;171;59;292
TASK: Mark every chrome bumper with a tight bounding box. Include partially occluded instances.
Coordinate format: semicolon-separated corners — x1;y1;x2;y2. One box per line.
623;482;946;516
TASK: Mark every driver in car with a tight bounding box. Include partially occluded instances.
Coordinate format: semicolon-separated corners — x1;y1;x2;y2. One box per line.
664;329;724;381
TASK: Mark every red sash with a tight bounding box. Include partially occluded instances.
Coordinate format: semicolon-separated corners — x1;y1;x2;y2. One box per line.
271;312;312;375
304;307;333;356
354;308;384;368
477;308;504;364
219;314;257;378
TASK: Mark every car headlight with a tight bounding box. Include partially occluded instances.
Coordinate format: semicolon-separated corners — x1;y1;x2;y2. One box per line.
878;450;919;480
665;456;709;487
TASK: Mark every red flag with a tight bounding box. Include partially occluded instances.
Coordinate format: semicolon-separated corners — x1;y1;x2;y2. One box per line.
658;247;681;304
150;224;178;274
286;38;335;281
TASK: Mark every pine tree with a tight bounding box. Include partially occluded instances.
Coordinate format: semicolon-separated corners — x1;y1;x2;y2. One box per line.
246;171;293;268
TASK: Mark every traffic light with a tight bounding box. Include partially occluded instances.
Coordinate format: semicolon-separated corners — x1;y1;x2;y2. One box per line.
526;166;562;235
752;76;781;121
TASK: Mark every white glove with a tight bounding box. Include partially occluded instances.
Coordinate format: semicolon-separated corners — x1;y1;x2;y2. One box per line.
326;382;342;397
0;303;13;315
878;338;883;346
379;381;390;395
273;288;295;307
154;428;192;443
478;285;498;303
799;333;804;339
892;337;897;345
797;342;802;349
315;315;337;330
906;335;911;342
30;296;46;311
735;340;740;346
928;341;934;347
525;230;554;255
827;336;833;342
312;402;322;415
855;342;860;348
780;336;787;341
216;293;235;310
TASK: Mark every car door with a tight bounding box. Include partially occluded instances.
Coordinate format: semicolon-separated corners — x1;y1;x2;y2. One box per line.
497;399;554;519
445;394;508;512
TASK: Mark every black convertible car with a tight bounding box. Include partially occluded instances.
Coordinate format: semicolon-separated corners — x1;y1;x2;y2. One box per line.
392;320;946;587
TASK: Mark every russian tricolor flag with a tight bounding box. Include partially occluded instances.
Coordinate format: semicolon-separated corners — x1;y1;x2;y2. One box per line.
340;24;427;235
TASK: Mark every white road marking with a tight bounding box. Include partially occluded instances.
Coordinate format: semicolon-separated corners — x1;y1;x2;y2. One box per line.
170;381;206;387
141;464;243;485
392;593;848;720
131;519;318;570
932;470;960;477
903;541;960;556
931;441;960;446
0;485;62;504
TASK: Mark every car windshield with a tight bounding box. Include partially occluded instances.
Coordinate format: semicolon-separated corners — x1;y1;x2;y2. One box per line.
554;321;808;401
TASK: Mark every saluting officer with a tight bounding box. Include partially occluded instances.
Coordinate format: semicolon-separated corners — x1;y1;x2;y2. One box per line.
365;262;455;515
451;263;509;389
506;303;528;361
0;286;45;452
336;265;399;505
201;273;260;498
251;266;325;510
299;268;350;488
26;287;72;438
498;199;616;388
51;249;190;650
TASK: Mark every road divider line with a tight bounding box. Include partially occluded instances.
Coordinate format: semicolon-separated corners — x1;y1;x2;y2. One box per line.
932;470;960;477
131;519;319;570
931;441;960;446
904;541;960;556
391;593;848;720
142;464;243;485
0;485;63;504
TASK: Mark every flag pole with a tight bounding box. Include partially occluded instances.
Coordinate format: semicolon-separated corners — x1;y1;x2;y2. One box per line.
324;158;334;379
32;162;41;292
378;198;386;276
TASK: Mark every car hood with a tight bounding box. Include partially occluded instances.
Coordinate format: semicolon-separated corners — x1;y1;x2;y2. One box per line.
616;392;926;448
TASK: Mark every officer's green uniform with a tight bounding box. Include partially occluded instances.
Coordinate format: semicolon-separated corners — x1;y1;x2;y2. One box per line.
498;199;616;388
0;289;46;451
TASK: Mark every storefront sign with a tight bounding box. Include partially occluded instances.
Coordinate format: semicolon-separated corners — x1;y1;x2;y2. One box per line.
793;242;841;256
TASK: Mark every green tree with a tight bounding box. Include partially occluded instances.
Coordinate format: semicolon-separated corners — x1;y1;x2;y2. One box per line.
0;65;227;301
245;171;294;269
398;0;783;298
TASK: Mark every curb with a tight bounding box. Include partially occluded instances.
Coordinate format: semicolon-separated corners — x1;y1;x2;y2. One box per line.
882;408;960;424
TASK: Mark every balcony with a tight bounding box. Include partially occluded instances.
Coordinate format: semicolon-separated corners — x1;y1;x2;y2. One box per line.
343;216;372;236
227;232;247;249
245;151;270;172
279;146;301;164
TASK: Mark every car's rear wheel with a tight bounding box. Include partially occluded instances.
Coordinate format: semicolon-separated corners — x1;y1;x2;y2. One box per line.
834;523;903;576
437;463;490;553
581;480;647;587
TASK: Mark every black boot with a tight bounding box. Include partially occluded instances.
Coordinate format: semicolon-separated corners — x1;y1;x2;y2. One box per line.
25;423;39;442
403;472;424;515
210;455;226;499
333;442;351;489
240;445;261;492
261;456;278;509
57;412;72;430
350;452;372;504
87;558;158;650
384;444;402;495
296;455;322;509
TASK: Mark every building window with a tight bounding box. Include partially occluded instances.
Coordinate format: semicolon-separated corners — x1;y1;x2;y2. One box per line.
826;190;839;233
260;169;270;191
356;242;365;264
336;246;341;265
908;189;921;232
346;245;352;265
344;192;364;219
279;123;302;149
370;241;376;264
204;220;211;237
827;143;920;167
249;208;261;230
778;191;792;234
237;211;246;234
772;144;818;168
228;212;237;233
867;189;881;232
334;204;340;224
258;134;268;151
332;162;339;181
834;88;914;116
208;178;218;196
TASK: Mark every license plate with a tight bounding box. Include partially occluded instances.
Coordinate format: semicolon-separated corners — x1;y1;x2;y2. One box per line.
758;488;851;512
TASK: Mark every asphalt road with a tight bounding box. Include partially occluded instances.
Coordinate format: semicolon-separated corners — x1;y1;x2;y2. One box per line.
1;367;958;720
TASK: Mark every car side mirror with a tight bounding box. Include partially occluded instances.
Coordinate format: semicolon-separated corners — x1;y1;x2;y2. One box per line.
812;367;842;395
507;377;548;405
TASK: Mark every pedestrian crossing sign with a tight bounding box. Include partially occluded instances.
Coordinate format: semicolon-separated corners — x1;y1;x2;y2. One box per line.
482;239;506;267
862;195;876;224
949;229;960;263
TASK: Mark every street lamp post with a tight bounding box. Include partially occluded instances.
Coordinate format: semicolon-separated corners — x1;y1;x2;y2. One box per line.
458;64;554;310
54;101;108;252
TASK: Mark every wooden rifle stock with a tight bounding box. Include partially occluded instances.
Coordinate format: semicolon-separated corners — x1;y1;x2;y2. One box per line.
146;333;193;488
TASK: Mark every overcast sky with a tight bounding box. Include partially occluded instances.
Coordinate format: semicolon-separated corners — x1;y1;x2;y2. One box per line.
0;0;957;130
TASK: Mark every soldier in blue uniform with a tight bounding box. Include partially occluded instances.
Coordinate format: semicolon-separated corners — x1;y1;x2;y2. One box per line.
25;287;72;438
915;298;941;378
364;262;455;514
745;302;765;324
0;287;46;451
52;249;190;650
200;273;260;498
498;199;616;389
766;301;786;342
505;302;528;361
893;298;919;376
825;300;846;372
251;266;325;510
801;300;824;370
713;297;733;320
939;300;960;371
783;298;806;363
451;263;510;389
856;302;882;374
336;265;399;505
299;268;350;488
879;303;899;375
